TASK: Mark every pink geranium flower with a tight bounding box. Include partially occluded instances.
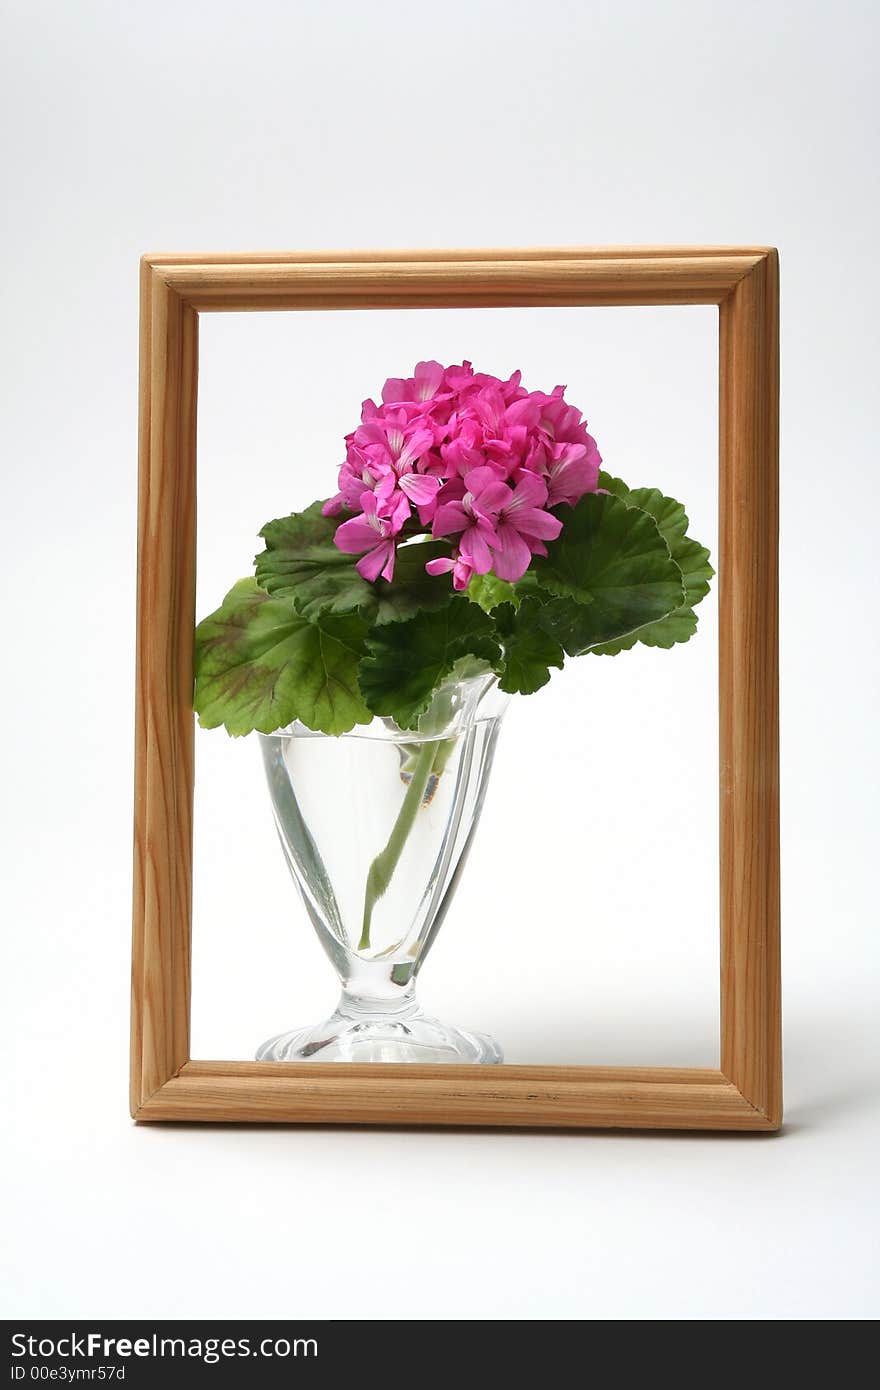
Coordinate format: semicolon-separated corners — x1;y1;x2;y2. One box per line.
542;437;601;507
381;360;447;405
333;490;409;583
490;472;563;582
425;552;475;591
352;409;440;520
432;466;505;575
322;453;381;516
325;361;601;591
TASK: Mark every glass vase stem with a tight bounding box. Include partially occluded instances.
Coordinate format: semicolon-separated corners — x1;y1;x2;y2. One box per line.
359;738;439;950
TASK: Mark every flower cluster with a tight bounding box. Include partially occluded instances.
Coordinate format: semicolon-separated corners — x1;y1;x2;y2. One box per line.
323;361;601;588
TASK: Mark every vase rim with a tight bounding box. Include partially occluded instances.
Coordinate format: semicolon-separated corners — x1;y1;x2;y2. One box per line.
258;705;508;743
260;674;509;743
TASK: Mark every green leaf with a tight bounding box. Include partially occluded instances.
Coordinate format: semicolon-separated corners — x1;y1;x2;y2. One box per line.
673;535;714;607
255;503;367;615
358;598;502;729
594;605;701;652
494;597;565;695
194;578;372;736
597;470;631;498
531;493;686;655
590;485;714;655
255;502;454;624
624;486;689;546
374;540;456;621
466;573;521;613
618;487;713;597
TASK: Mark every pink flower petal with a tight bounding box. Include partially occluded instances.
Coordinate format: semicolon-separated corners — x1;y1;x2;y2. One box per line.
460;524;494;574
505;471;548;512
433;499;469;537
399;472;440;507
490;523;532;582
385;490;412;532
374;471;397;502
463;464;505;494
473;480;511;514
547;448;600;507
380;378;408;404
553;441;588;466
335;514;381;553
416;496;439;528
356;420;391;449
504;396;541;428
513;506;563;542
398;426;435;469
356;539;396;583
379;541;396;582
415;360;445;399
451;558;474;590
425;556;455;576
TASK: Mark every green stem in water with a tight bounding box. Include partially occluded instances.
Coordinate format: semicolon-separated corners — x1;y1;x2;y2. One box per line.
359;740;438;951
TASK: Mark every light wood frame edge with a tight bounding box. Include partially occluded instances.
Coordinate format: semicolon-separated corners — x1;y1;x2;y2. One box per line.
131;247;780;1131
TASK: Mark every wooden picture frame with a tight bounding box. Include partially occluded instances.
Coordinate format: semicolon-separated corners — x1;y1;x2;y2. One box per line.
131;246;780;1130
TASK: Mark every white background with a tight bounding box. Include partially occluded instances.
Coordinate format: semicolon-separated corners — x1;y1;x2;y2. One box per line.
2;0;878;1320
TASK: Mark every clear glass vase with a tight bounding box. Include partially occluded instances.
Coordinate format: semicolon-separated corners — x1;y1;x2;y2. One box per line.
256;674;508;1063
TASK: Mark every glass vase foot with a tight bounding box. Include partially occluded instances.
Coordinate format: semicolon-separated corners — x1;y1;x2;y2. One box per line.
256;1000;502;1064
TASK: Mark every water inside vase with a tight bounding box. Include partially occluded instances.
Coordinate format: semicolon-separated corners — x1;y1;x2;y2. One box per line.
260;709;504;975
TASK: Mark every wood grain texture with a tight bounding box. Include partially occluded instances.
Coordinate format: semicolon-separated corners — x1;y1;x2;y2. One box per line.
130;247;781;1130
130;268;198;1112
153;252;763;311
718;252;782;1126
135;1064;774;1130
